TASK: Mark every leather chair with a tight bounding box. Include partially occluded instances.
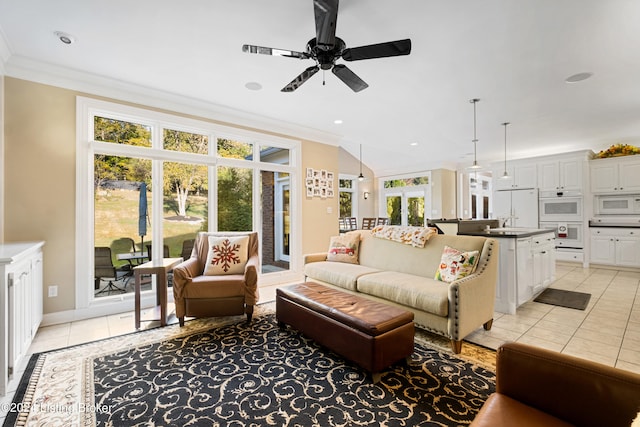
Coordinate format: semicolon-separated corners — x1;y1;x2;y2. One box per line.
471;342;640;427
172;231;259;326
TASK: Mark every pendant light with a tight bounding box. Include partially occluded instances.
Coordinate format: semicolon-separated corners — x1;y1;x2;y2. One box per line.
468;98;482;169
358;144;365;181
499;122;511;179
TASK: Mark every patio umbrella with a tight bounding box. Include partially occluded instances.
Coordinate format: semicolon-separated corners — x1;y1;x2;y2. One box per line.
138;182;148;252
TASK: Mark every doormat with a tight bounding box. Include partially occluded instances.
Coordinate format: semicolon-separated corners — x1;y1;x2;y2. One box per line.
534;288;591;310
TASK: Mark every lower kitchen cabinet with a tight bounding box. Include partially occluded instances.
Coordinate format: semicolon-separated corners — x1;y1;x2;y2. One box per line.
590;228;640;267
494;232;556;314
0;242;44;397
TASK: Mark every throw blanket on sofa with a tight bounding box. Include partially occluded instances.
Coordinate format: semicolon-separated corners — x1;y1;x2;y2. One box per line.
371;225;437;248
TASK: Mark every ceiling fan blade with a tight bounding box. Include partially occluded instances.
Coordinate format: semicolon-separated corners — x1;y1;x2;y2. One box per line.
281;66;320;92
314;0;338;50
242;44;309;59
332;64;368;92
342;39;412;61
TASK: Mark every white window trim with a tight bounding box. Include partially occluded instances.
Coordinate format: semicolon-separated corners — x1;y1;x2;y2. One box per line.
338;174;359;218
378;171;432;225
76;97;302;315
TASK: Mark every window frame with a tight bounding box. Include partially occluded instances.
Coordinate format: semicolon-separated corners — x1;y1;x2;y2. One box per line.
76;97;302;312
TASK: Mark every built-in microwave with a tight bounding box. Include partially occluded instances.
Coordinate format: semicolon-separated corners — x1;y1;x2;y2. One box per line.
595;195;640;215
539;196;583;222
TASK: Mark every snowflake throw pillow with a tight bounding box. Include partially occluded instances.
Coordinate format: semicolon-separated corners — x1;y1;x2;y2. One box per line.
203;235;250;276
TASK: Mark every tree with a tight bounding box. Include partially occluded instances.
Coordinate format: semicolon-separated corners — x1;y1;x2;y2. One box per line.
163;130;208;217
93;117;152;188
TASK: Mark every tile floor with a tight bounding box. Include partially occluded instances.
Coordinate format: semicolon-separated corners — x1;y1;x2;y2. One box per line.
2;262;640;423
467;262;640;373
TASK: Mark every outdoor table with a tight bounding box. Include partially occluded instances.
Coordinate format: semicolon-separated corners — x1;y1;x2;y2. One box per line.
133;257;183;329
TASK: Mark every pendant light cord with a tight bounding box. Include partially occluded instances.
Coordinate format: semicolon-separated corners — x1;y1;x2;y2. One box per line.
469;98;480;168
503;122;509;172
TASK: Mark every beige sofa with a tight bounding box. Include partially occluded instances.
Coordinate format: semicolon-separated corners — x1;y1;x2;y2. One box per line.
304;230;498;353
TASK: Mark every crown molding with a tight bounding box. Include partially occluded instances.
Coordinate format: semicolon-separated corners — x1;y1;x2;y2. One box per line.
4;55;342;146
0;26;11;75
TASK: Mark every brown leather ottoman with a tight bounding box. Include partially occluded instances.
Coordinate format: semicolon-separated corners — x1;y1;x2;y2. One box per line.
276;282;415;382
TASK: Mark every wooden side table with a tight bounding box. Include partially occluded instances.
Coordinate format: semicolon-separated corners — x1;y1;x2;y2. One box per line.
133;257;183;329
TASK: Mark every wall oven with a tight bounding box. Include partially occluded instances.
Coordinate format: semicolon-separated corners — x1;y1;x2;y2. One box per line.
539;222;583;249
539;193;583;222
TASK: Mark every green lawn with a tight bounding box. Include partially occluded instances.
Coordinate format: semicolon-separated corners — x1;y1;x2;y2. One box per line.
95;188;206;265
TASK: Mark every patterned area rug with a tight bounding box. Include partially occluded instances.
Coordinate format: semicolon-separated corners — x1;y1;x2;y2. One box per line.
4;304;496;426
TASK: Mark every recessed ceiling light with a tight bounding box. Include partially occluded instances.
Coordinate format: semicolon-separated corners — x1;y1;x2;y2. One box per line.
410;142;418;146
334;119;343;124
54;31;75;45
245;82;262;91
565;72;593;83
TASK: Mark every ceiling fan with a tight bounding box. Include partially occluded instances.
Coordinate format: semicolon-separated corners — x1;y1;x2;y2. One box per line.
242;0;412;92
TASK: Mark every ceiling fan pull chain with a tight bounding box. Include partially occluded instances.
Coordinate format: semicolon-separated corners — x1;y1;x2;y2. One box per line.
323;69;326;86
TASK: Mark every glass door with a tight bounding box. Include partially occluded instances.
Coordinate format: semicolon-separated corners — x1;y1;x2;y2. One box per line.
275;177;290;262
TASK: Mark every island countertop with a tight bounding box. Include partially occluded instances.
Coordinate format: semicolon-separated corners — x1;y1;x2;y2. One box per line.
458;228;554;238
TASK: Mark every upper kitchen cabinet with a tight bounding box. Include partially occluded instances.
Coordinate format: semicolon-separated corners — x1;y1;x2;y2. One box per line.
590;156;640;194
538;158;583;192
494;163;537;190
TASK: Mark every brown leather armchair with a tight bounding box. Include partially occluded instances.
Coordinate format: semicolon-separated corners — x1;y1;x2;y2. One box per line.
172;231;259;326
471;342;640;427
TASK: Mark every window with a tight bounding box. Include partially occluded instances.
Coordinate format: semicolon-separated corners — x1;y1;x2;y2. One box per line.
469;172;492;219
338;176;357;217
78;98;301;310
379;172;431;226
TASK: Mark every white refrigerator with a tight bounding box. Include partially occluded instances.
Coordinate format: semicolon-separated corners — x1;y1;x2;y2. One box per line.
493;188;539;228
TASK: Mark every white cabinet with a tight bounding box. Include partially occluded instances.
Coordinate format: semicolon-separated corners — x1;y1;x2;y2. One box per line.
516;238;533;306
531;233;556;294
494;232;556;314
590;228;640;267
0;242;44;397
590;156;640;193
538;159;583;192
494;163;537;190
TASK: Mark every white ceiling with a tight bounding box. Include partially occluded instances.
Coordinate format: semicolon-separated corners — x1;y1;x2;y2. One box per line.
1;0;640;176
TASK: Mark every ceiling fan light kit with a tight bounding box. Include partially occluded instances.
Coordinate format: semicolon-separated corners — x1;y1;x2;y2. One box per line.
242;0;411;92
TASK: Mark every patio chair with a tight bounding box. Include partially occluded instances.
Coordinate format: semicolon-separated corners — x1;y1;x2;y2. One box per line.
361;217;377;230
180;238;195;260
377;217;390;225
94;246;128;295
172;231;259;326
145;244;170;261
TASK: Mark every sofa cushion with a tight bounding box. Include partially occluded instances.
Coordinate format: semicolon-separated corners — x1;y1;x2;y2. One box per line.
470;394;574;427
304;261;380;291
326;233;360;264
435;245;479;283
356;271;449;316
203;235;249;275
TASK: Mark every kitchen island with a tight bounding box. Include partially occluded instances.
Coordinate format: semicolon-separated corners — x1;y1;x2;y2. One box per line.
459;228;556;314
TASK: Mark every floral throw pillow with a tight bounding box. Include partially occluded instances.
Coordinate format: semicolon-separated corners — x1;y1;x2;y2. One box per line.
326;233;360;264
203;235;249;275
435;245;480;283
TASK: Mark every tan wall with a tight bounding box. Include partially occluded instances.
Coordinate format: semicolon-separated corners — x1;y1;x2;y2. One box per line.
5;78;77;313
431;168;457;219
4;77;339;314
338;146;376;218
301;141;339;255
